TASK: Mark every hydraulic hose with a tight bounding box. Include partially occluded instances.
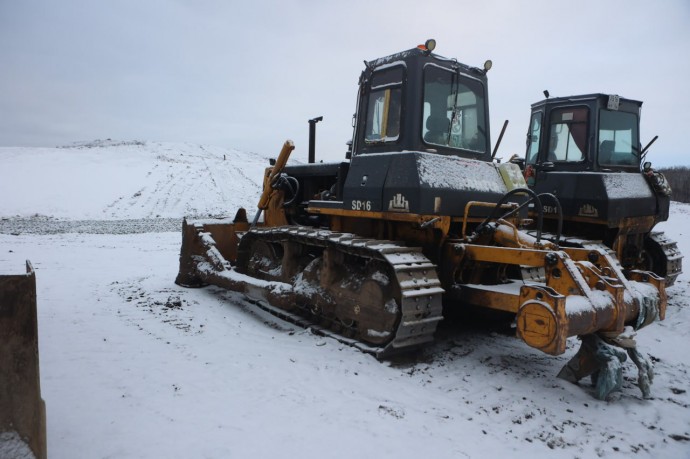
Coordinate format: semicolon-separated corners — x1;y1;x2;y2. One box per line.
489;190;563;246
537;192;563;245
273;174;300;207
475;188;544;243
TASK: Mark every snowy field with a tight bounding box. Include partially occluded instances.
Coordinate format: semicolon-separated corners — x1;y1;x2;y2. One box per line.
1;142;689;459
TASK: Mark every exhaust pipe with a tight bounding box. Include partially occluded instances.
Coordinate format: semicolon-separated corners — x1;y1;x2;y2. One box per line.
308;116;323;163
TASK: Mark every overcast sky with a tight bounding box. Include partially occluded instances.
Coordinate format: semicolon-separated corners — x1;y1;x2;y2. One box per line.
1;0;689;167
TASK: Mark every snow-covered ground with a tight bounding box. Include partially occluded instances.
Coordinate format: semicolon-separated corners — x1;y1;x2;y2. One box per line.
1;142;689;459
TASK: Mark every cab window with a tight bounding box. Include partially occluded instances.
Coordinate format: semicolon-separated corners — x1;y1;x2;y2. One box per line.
422;65;488;153
364;66;403;143
547;107;588;162
598;110;639;167
525;111;542;164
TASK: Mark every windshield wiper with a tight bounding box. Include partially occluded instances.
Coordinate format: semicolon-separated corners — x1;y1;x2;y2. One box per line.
640;135;659;161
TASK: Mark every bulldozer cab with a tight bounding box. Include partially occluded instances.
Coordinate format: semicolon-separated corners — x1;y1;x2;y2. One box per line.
518;93;680;284
276;42;506;219
351;44;493;161
520;93;666;225
524;93;642;182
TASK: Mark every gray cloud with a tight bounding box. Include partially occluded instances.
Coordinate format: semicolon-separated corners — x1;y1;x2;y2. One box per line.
1;0;689;166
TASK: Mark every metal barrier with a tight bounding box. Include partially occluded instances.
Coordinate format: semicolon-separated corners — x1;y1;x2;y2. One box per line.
0;261;47;459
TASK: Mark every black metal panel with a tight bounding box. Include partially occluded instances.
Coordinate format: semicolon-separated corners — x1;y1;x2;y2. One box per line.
343;151;509;217
532;171;657;223
379;154;422;213
342;154;393;211
282;162;349;204
283;162;342;177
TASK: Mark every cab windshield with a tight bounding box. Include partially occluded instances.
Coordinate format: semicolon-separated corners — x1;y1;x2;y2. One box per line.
598;110;639;167
422;65;488;153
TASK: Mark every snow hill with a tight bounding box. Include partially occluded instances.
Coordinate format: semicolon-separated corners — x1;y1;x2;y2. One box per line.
1;141;689;459
0;140;270;220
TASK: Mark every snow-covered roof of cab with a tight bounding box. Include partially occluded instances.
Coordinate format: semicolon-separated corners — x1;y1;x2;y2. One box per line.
530;93;643;110
364;46;486;77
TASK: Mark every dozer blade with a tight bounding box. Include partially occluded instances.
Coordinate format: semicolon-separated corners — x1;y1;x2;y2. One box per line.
175;207;252;288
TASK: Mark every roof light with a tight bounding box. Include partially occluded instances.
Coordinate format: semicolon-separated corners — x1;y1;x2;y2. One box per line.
484;60;492;72
417;39;436;53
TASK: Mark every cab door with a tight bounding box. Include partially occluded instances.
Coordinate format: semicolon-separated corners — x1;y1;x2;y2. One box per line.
523;110;543;185
525;106;589;185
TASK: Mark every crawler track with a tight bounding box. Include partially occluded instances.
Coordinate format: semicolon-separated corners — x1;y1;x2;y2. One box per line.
236;226;444;358
647;232;682;287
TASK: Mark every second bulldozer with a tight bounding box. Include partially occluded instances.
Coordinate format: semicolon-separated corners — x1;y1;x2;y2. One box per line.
176;41;667;399
518;93;682;286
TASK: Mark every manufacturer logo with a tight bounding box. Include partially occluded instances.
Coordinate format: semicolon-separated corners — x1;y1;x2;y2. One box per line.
578;204;599;218
388;193;409;212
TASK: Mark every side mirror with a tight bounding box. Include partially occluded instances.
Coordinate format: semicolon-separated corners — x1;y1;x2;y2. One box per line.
643;161;652;171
